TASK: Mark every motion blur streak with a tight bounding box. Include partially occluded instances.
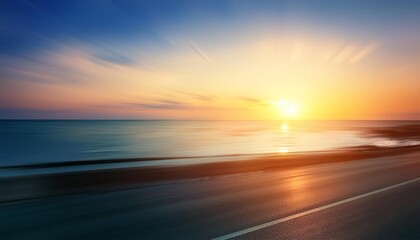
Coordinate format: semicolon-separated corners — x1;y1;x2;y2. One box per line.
1;151;420;239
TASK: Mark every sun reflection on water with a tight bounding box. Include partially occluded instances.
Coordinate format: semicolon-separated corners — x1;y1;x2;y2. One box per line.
281;122;289;133
279;147;289;153
278;121;293;154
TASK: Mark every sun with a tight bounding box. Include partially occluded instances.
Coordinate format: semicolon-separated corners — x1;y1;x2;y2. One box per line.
275;99;299;118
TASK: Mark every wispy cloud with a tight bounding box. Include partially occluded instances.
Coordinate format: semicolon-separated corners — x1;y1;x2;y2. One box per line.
241;97;262;103
333;43;358;63
93;51;134;66
332;42;380;64
127;99;188;110
184;93;214;101
349;43;380;64
188;39;212;63
240;97;270;107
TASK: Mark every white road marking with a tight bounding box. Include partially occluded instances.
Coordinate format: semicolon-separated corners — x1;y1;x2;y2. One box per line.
212;177;420;240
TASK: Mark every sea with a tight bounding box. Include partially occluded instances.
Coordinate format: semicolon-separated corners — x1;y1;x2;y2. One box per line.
1;120;419;167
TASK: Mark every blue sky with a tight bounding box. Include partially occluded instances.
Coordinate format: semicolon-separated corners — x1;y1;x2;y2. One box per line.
2;0;419;59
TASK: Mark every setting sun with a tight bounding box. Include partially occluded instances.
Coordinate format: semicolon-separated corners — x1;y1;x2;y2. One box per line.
275;100;299;118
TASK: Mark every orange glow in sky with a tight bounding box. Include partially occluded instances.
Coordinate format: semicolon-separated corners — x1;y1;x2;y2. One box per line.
1;1;419;120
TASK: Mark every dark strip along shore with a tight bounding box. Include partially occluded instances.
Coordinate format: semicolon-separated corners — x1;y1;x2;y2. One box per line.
1;143;420;202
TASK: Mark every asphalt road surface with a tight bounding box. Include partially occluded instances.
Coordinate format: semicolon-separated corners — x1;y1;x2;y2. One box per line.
1;152;420;240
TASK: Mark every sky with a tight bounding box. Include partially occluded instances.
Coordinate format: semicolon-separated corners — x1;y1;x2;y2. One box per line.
0;0;419;120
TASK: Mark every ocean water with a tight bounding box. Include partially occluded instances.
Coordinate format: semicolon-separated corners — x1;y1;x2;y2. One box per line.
0;120;418;167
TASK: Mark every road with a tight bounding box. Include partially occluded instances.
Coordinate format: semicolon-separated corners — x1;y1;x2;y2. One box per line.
1;152;420;239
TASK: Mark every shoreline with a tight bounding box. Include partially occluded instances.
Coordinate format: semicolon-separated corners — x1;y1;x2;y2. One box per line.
1;144;420;202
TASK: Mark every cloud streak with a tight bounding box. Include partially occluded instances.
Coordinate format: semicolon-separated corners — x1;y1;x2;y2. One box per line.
188;39;212;63
127;99;188;110
332;42;380;64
